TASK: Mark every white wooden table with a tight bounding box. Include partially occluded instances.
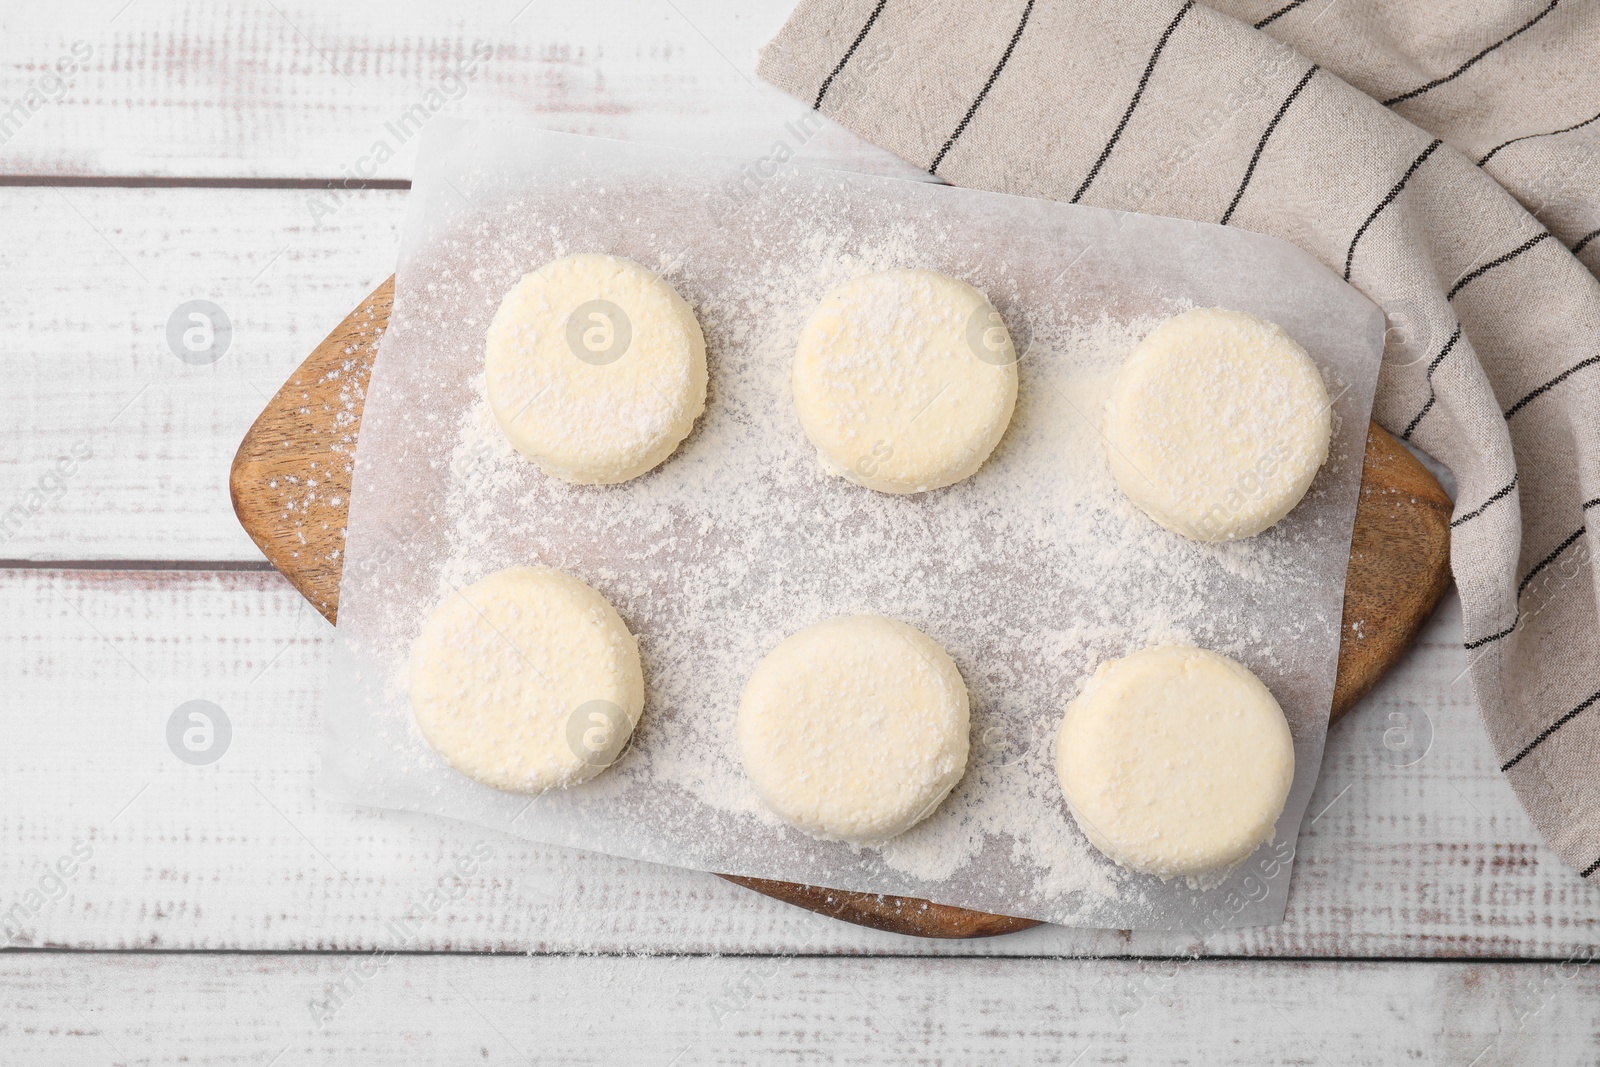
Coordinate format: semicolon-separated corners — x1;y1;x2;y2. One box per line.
2;3;1597;1063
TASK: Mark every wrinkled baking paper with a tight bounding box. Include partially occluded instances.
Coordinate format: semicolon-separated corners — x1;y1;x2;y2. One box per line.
322;119;1384;930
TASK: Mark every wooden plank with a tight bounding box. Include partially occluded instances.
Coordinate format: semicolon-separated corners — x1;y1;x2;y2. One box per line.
3;951;1598;1064
0;1;919;181
0;186;405;560
3;568;1597;957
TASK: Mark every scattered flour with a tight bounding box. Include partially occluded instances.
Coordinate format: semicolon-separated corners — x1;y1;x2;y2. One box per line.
327;131;1373;929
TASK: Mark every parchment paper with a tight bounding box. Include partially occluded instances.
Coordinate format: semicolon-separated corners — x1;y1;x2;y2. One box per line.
322;118;1384;930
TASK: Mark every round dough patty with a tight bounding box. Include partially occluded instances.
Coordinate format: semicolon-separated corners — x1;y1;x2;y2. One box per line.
792;269;1019;494
1055;645;1294;880
486;254;707;485
737;615;971;843
1106;307;1330;541
409;566;645;794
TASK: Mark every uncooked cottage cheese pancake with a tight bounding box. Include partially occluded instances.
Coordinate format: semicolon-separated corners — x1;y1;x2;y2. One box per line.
1056;644;1294;882
486;253;707;485
737;615;971;844
409;566;645;794
1106;307;1330;541
792;268;1018;494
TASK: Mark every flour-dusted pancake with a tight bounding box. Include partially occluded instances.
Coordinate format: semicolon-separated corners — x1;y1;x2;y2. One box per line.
409;566;644;793
792;269;1018;494
1055;644;1294;881
486;254;707;484
737;615;971;843
1106;307;1331;541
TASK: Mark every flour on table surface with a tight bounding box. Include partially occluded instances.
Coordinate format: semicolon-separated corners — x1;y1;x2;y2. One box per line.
322;121;1385;930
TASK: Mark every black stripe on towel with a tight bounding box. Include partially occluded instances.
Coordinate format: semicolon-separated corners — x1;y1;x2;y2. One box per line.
929;0;1036;174
1584;855;1600;878
1478;108;1600;166
1253;0;1309;29
1451;475;1518;529
1405;233;1550;437
1220;64;1318;226
1069;0;1196;204
1573;228;1600;256
1518;527;1586;595
1447;232;1550;301
1464;619;1518;651
1504;354;1600;421
813;0;889;110
1400;324;1463;440
1462;522;1587;654
1501;686;1600;771
1343;139;1442;281
1384;0;1562;107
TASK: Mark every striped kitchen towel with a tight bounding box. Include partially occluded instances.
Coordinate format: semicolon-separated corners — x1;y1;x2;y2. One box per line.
758;0;1600;878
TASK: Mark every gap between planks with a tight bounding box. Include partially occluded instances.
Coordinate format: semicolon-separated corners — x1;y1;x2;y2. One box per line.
0;560;276;570
1;946;1594;966
0;176;413;189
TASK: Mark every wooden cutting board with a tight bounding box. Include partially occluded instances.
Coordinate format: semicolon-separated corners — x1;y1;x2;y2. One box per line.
231;276;1453;939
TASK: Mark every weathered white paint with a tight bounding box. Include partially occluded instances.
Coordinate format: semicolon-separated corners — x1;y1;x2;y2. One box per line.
1;570;1594;958
0;1;918;181
0;187;404;560
3;951;1597;1065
